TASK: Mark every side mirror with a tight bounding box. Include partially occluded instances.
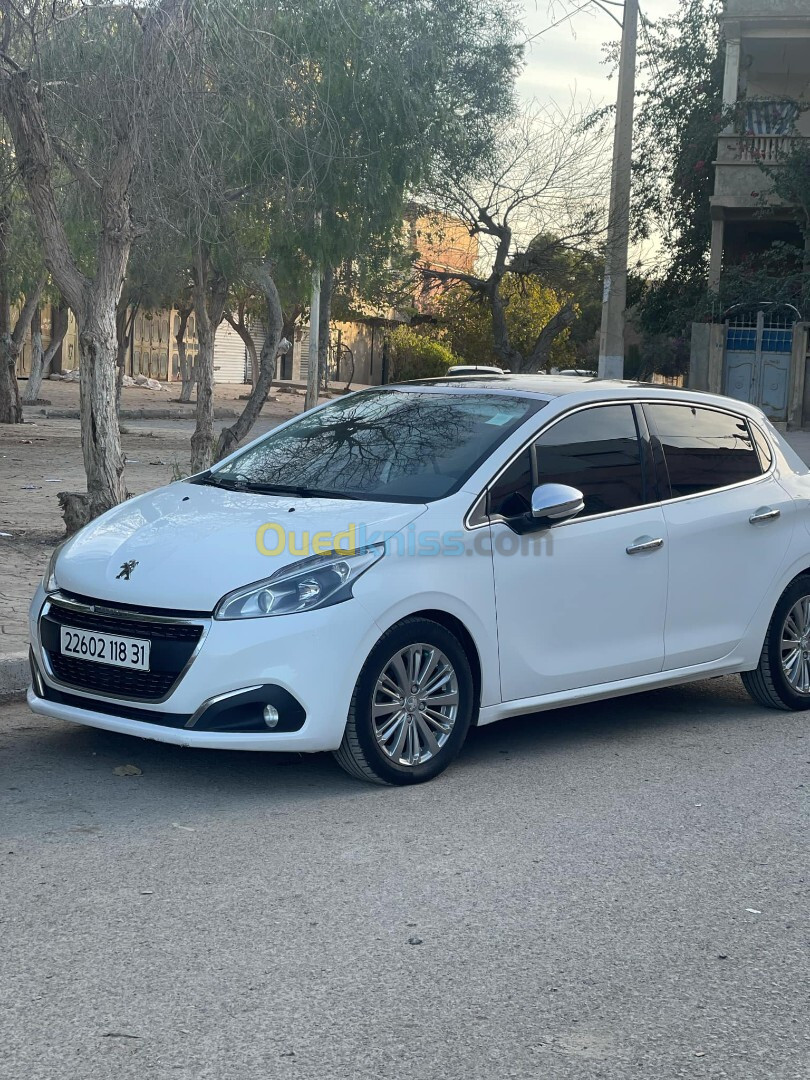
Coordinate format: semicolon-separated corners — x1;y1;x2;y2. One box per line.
530;483;584;525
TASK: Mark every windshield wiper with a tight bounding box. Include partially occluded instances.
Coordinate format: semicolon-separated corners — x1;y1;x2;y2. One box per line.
245;483;363;500
199;471;256;490
199;474;361;499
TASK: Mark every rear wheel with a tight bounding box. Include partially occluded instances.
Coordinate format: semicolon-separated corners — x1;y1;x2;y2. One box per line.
334;617;475;785
742;577;810;710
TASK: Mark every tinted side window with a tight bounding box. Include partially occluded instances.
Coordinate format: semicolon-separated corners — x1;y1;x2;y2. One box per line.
533;404;645;517
647;404;762;498
489;450;534;517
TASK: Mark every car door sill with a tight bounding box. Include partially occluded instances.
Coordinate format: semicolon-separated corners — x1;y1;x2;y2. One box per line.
478;657;748;726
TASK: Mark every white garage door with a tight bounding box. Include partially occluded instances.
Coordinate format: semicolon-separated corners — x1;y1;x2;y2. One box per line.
213;322;247;384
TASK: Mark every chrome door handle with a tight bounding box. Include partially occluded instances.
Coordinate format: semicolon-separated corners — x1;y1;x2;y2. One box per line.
749;507;781;525
626;536;664;556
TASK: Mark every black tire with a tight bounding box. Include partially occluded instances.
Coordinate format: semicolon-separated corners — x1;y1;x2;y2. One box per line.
333;617;476;785
741;576;810;711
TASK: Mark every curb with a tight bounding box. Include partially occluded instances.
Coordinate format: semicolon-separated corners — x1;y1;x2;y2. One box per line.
0;652;29;702
27;407;244;421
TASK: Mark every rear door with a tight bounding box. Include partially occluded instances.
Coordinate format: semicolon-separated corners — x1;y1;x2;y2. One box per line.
645;402;794;670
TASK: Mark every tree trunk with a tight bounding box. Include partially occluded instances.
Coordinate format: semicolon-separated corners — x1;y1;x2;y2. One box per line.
318;264;334;390
0;1;187;525
175;306;194;402
523;303;577;373
215;266;283;462
0;267;44;423
114;299;128;411
190;246;228;473
29;302;42;394
0;205;21;424
487;285;523;372
23;301;68;405
70;303;128;526
0;322;22;424
114;301;138;410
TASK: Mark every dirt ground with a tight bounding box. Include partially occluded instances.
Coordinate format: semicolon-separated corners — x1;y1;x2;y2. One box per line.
25;375;312;416
0;383;302;654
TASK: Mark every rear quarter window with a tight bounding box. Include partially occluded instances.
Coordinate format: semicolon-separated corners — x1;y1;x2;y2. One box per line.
647;403;762;498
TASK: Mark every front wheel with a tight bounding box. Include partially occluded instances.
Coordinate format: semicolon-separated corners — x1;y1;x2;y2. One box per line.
334;617;476;785
742;577;810;711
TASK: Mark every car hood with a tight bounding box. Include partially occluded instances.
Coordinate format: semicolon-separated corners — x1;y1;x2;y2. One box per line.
54;482;427;611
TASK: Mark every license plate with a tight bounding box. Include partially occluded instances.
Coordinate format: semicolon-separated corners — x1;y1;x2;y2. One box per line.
60;626;151;671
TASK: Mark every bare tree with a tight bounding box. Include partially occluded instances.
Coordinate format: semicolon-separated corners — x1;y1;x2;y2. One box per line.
0;0;188;527
420;105;610;372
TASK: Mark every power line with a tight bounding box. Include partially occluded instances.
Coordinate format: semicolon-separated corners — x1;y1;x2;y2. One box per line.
527;0;624;44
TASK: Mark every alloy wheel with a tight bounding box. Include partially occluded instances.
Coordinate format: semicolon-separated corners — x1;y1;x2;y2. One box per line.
371;643;460;766
780;596;810;694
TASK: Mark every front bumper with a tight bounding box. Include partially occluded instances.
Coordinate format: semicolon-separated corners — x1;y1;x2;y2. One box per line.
26;687;336;751
28;585;383;752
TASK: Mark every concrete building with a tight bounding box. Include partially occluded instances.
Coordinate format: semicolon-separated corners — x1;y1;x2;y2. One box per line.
690;0;810;426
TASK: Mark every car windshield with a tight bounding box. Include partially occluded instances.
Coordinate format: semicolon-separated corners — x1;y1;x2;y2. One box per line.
204;388;543;502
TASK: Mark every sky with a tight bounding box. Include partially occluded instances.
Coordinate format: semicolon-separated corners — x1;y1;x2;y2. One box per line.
517;0;682;270
518;0;681;108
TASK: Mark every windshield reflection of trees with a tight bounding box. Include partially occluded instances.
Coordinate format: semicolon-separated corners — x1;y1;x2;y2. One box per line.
226;391;526;497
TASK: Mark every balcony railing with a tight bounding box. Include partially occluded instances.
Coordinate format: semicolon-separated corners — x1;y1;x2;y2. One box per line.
716;134;804;165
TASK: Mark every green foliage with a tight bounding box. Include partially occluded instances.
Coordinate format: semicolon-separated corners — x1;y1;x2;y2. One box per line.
146;0;523;328
765;144;810;235
522;237;605;364
388;326;458;381
3;0;525;330
436;278;573;369
636;334;691;380
631;0;726;270
718;242;808;316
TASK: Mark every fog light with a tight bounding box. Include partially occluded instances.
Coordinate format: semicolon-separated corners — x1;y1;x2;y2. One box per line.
263;704;280;729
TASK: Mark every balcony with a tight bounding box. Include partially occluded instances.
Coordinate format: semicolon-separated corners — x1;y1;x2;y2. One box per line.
712;133;808;212
717;133;802;165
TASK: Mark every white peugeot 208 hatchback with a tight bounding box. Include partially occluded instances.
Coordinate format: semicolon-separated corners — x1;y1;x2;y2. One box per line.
28;376;810;784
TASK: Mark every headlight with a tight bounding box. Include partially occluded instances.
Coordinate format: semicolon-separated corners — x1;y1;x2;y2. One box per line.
43;541;67;594
214;546;384;620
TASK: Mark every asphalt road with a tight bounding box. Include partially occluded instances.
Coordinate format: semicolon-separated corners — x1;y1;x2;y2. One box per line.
1;679;808;1080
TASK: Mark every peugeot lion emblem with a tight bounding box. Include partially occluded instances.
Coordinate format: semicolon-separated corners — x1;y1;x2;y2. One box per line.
116;559;139;581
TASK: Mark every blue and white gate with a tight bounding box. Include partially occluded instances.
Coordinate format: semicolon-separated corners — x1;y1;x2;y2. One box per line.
723;305;798;422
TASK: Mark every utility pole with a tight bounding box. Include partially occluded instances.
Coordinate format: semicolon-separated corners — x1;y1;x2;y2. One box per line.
598;0;638;381
305;211;322;411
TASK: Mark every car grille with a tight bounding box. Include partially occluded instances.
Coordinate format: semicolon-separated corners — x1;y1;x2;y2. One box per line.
40;597;206;703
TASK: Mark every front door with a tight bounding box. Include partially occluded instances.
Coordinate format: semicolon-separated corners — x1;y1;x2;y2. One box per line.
724;308;794;422
490;403;669;702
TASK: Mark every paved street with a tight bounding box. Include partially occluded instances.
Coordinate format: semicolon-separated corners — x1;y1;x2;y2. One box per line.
2;678;808;1079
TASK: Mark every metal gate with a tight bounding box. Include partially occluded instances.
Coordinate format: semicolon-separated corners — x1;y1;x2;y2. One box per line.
723;305;796;421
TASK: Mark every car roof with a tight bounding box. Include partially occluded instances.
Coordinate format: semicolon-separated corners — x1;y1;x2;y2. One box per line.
390;373;665;400
381;374;766;418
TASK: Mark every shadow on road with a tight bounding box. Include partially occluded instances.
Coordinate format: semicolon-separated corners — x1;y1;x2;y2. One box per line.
3;674;758;810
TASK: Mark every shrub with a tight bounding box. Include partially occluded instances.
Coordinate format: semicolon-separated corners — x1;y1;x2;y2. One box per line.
387;326;458;381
